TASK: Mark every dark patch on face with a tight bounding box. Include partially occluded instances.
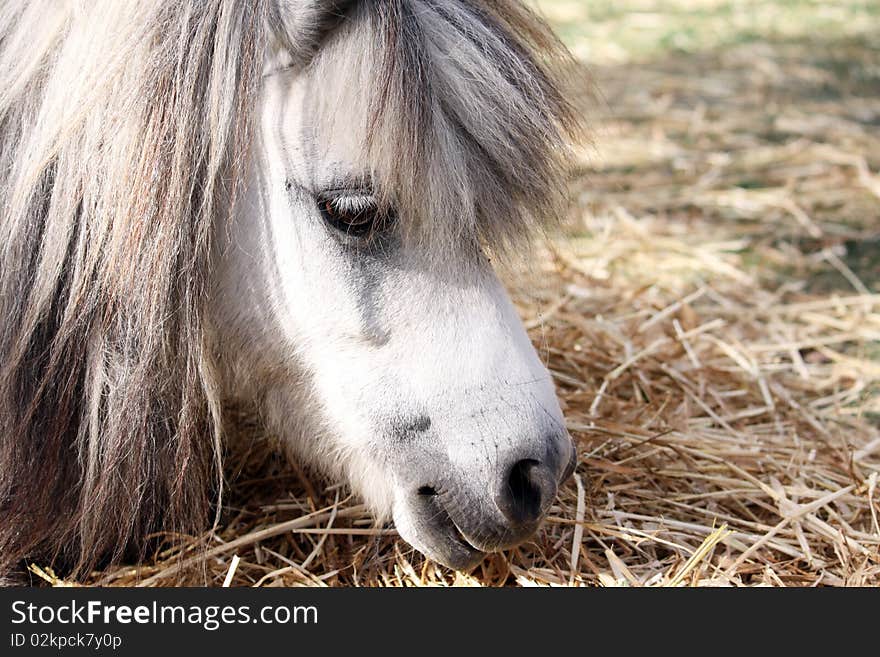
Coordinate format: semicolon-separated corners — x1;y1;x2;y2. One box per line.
344;253;392;347
389;414;433;441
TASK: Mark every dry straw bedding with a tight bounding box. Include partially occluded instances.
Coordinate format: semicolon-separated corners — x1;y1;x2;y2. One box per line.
37;22;880;587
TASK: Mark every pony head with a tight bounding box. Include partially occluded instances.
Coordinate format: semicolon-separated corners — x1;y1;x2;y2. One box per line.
0;0;580;576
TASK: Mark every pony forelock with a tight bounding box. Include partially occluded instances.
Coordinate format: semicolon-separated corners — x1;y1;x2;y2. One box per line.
298;0;580;256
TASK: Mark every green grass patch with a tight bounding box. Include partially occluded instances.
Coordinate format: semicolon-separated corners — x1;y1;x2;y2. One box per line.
530;0;879;63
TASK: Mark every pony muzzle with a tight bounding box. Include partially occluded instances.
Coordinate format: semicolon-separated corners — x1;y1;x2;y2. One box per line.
393;433;576;571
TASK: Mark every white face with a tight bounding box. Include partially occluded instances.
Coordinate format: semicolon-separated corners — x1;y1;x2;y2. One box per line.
212;35;575;570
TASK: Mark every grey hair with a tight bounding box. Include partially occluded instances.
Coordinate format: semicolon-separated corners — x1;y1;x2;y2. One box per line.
0;0;579;580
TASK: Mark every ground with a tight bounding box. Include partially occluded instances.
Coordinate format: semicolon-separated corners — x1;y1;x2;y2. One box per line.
47;1;879;587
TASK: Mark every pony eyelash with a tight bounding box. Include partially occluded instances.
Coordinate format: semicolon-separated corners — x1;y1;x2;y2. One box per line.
324;193;377;214
317;188;395;241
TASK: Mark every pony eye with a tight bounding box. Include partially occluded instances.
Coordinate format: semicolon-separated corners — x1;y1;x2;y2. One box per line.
317;193;392;239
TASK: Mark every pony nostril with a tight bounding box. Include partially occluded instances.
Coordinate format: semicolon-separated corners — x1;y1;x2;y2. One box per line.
417;485;437;496
496;459;556;527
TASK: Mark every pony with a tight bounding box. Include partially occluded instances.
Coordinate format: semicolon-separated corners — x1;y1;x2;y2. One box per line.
0;0;580;581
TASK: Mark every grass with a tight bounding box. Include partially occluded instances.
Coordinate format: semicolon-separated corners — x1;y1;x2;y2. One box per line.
530;0;879;64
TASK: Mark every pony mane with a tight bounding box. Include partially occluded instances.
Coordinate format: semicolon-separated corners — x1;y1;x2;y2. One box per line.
0;0;579;580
